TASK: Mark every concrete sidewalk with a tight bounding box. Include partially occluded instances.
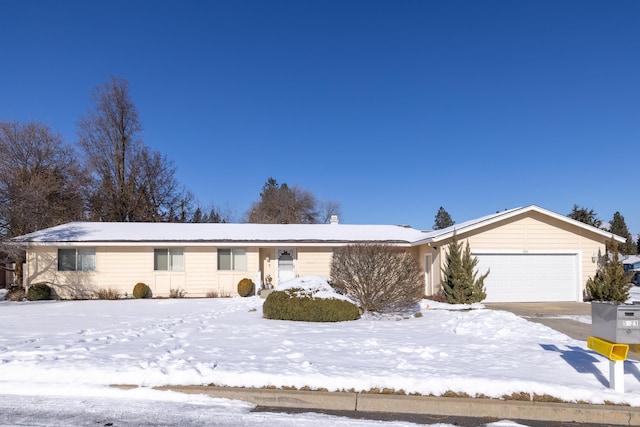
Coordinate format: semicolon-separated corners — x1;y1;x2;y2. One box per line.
144;385;640;426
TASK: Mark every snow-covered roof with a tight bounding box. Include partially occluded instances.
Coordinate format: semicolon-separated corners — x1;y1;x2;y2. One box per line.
12;221;427;247
624;255;640;265
12;205;623;247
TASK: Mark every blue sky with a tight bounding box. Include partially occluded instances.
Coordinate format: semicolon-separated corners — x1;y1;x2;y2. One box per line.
1;0;638;234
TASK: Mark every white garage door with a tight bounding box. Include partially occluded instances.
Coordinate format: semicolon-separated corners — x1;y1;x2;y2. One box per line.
473;253;579;303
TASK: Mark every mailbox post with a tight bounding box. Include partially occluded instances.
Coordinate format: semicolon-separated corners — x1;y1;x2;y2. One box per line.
589;302;640;393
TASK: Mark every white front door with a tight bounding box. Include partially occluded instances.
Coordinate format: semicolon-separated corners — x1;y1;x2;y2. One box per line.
276;249;296;285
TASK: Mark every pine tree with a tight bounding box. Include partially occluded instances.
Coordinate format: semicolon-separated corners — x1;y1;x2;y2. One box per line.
441;233;489;304
586;239;632;303
608;211;637;255
434;207;455;230
567;204;602;228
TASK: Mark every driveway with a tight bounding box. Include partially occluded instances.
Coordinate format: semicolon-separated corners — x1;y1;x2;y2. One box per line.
484;302;640;361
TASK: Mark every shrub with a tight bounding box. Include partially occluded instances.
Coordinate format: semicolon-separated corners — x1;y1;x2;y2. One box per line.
6;287;26;302
132;282;151;299
441;233;488;304
94;287;122;300
27;283;52;301
169;287;187;298
586;239;632;303
263;288;360;322
330;243;424;313
237;278;255;297
429;289;449;303
205;290;219;298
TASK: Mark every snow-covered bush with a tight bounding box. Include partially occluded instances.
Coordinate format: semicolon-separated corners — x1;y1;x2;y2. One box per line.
330;243;423;313
263;276;360;322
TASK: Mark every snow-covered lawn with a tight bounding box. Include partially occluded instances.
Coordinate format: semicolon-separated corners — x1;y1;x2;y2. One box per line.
1;279;640;425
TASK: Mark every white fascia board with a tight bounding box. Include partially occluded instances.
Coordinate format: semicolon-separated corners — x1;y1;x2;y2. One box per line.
470;249;581;255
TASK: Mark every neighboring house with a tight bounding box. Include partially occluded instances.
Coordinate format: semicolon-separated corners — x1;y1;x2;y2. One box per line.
624;255;640;285
13;205;625;303
623;255;640;272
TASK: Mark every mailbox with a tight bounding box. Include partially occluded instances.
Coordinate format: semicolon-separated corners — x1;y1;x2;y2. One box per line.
592;302;640;344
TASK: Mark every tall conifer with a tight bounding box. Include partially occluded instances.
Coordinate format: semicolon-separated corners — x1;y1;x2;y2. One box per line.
441;233;489;304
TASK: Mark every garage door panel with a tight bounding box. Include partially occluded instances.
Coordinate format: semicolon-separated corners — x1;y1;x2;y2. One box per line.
474;254;579;303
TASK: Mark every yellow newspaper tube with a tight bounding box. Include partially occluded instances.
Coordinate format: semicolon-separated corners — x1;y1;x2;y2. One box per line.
588;336;629;361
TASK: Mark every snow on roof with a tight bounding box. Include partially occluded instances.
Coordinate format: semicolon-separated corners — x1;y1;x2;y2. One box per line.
12;205;623;247
12;221;427;246
624;255;640;265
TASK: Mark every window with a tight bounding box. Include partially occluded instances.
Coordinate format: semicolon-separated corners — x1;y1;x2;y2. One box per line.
58;248;96;271
218;248;246;271
154;248;184;271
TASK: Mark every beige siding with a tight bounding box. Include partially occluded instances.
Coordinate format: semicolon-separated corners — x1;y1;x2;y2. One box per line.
427;212;608;299
296;248;334;277
26;246;261;299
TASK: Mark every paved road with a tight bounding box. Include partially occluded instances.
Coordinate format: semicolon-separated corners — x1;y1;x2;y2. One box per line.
484;302;640;360
254;406;618;427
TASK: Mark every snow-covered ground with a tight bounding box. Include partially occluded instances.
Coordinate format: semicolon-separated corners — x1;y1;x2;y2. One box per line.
1;278;640;426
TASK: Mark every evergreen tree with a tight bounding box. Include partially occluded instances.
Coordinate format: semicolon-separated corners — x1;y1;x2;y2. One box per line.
434;207;455;230
441;233;489;304
608;211;637;255
567;204;602;228
586;239;632;302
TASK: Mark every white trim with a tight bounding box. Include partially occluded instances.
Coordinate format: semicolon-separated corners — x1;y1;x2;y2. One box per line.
471;249;580;255
424;253;433;296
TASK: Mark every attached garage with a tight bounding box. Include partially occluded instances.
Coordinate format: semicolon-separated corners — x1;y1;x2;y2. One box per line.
473;253;580;302
418;205;626;303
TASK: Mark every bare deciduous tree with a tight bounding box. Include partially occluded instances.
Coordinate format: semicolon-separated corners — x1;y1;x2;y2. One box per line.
318;199;342;224
0;120;87;237
136;147;194;222
77;76;143;221
330;243;424;313
0;120;88;283
77;76;191;222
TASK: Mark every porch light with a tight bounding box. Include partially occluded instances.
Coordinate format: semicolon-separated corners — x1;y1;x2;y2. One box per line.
592;253;598;263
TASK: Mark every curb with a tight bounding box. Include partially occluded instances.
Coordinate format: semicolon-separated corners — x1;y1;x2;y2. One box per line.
136;385;640;425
